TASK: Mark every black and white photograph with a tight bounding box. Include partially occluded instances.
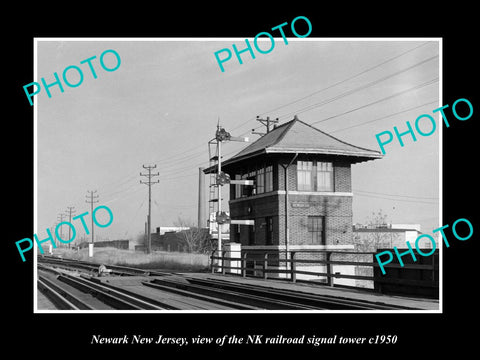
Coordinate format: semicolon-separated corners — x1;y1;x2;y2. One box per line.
33;38;441;313
6;6;478;357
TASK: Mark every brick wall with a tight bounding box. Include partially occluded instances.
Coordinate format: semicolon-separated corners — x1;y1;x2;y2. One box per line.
229;156;354;248
334;161;351;192
278;194;353;246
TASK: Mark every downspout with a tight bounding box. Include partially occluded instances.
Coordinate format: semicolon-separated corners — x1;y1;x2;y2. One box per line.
280;152;298;271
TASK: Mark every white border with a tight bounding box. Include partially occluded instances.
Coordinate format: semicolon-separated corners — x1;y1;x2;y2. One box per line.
33;37;442;314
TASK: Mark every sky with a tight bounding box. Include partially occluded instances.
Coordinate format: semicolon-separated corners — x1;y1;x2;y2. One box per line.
35;38;440;244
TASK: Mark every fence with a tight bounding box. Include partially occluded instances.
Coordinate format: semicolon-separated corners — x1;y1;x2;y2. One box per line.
210;248;439;297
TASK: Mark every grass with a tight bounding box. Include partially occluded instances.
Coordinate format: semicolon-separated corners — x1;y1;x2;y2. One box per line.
51;247;210;272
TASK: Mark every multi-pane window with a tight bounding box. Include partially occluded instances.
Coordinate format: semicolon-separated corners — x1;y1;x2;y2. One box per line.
297;161;313;191
234;164;274;198
265;165;273;192
256;167;265;194
317;162;333;191
240;173;255;197
297;160;334;192
235;174;241;199
307;216;325;245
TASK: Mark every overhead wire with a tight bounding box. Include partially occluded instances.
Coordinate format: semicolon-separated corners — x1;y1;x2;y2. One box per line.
310;78;439;126
229;41;432;133
276;54;439;120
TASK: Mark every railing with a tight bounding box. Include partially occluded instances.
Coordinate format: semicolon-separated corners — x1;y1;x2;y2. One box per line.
210;249;439;295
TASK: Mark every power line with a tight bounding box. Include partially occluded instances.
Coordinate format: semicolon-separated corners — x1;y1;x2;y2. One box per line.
354;191;438;205
260;42;432;118
353;188;438;200
310;77;439;126
229;42;432;133
330;99;439;134
277;54;439;120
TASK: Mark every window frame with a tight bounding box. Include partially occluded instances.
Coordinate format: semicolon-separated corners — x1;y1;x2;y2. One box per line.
316;161;334;192
297;160;334;192
307;215;325;245
297;160;314;191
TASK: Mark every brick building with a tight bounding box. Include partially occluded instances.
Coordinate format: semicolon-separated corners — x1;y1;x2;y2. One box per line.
219;116;382;253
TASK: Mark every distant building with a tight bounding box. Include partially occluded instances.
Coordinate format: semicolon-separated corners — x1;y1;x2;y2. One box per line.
156;226;190;235
79;239;129;250
134;226;210;253
353;223;435;250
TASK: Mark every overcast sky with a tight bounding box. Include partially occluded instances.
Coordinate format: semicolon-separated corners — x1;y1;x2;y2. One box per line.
35;38;440;243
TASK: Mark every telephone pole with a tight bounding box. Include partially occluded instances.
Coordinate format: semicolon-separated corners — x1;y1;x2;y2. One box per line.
140;164;159;254
252;116;279;136
56;213;67;247
65;206;76;249
86;190;99;244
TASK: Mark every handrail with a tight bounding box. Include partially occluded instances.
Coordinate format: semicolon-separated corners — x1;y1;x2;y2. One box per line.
210;248;438;291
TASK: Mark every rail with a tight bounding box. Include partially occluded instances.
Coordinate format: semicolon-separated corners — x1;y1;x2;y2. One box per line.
210;249;439;293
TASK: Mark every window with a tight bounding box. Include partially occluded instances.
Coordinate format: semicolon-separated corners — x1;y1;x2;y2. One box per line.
297;160;334;192
241;173;254;197
248;170;256;195
317;162;333;191
265;217;273;245
307;216;325;245
265;165;273;192
256;167;265;194
235;174;241;199
297;161;313;191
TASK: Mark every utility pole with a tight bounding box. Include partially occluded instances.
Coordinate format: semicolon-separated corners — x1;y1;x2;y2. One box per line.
56;213;67;247
252;116;279;136
65;206;76;249
52;223;58;248
140;164;159;254
198;167;206;228
86;190;99;244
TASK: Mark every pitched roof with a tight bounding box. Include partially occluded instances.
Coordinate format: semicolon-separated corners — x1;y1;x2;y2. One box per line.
221;117;382;167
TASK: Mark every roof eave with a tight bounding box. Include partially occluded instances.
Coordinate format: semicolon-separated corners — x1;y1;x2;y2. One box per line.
265;147;383;159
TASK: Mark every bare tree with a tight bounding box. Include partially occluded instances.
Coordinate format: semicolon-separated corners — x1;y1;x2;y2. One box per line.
174;216;213;254
354;209;399;251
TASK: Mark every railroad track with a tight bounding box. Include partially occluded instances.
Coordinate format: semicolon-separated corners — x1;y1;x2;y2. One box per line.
38;266;176;310
37;255;416;311
38;255;163;276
